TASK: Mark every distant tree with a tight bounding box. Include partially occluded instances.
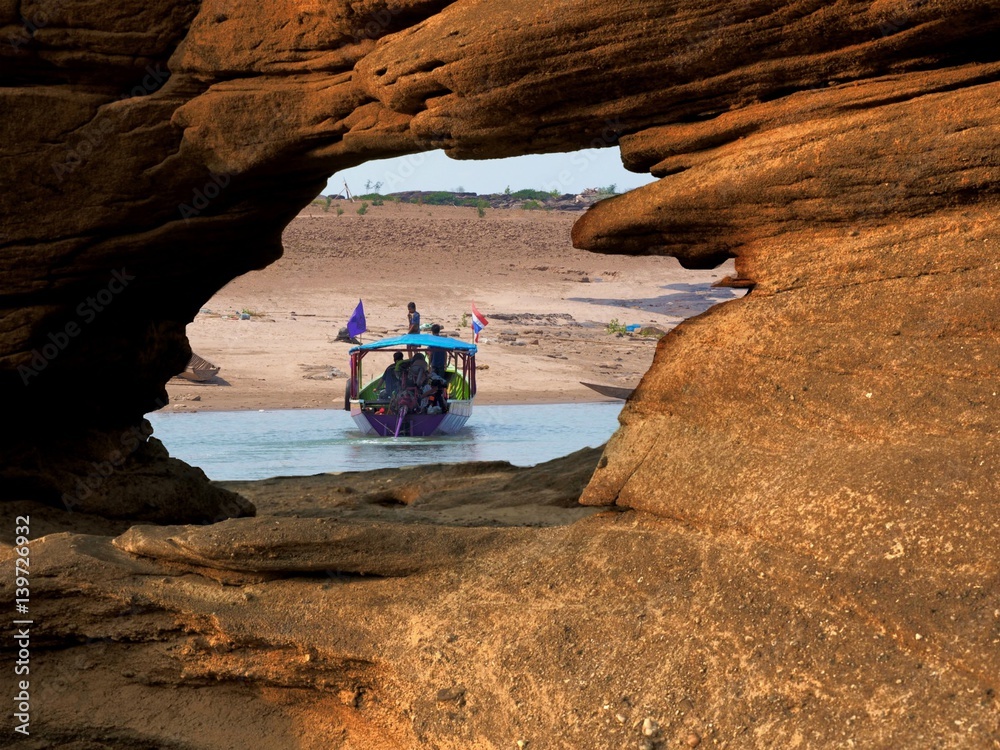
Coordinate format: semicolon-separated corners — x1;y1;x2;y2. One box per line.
364;180;383;194
423;191;458;205
503;185;512;196
511;189;551;201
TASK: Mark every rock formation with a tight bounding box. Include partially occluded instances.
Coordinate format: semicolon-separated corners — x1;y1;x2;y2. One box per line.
1;0;999;747
5;448;998;748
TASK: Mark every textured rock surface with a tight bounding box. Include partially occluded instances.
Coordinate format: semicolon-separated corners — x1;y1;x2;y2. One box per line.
113;447;603;581
2;0;1000;746
2;0;998;515
3;454;998;748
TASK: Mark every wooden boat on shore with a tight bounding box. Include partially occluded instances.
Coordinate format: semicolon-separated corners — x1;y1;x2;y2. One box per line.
580;381;634;400
177;352;220;382
348;334;477;437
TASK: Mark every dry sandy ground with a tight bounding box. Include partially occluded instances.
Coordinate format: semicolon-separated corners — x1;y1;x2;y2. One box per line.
167;201;741;411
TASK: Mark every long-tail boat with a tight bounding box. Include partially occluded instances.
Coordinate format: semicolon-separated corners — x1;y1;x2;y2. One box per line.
347;334;477;437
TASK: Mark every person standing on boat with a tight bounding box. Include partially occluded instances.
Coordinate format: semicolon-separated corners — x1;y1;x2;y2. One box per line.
406;301;421;353
429;323;449;379
407;302;421;333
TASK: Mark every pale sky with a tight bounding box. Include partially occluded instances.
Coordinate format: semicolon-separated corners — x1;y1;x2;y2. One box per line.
325;148;656;196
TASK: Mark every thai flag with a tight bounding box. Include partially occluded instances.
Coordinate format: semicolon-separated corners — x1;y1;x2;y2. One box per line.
347;299;366;338
471;303;488;343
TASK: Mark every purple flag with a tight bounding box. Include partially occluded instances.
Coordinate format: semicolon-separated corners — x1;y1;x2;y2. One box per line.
347;299;366;337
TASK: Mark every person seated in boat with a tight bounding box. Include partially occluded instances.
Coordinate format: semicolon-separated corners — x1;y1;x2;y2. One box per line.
423;373;449;414
405;351;429;389
393;352;429;412
378;352;404;401
428;324;450;380
393;386;419;414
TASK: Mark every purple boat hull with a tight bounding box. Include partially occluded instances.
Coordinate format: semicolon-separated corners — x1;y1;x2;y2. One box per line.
350;399;473;437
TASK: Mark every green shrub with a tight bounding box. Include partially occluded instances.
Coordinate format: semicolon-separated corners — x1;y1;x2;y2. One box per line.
336;206;344;216
421;191;459;205
357;202;369;215
511;189;551;201
521;199;542;210
606;318;628;335
476;199;487;218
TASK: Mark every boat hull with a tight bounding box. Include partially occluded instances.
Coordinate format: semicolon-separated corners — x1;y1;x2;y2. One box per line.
350;399;473;437
579;381;634;400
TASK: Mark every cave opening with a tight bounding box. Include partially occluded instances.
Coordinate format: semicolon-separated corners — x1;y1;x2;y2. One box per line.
150;150;747;482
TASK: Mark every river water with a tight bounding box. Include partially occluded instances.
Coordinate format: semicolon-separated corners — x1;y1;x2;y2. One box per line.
148;402;623;481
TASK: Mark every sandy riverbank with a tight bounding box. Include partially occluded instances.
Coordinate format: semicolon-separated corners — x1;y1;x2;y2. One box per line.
166;201;742;412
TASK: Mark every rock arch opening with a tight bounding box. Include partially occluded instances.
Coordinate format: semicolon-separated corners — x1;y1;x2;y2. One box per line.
156;152;748;480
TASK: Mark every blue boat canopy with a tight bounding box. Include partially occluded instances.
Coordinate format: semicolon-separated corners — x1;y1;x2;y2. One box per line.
349;334;477;354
